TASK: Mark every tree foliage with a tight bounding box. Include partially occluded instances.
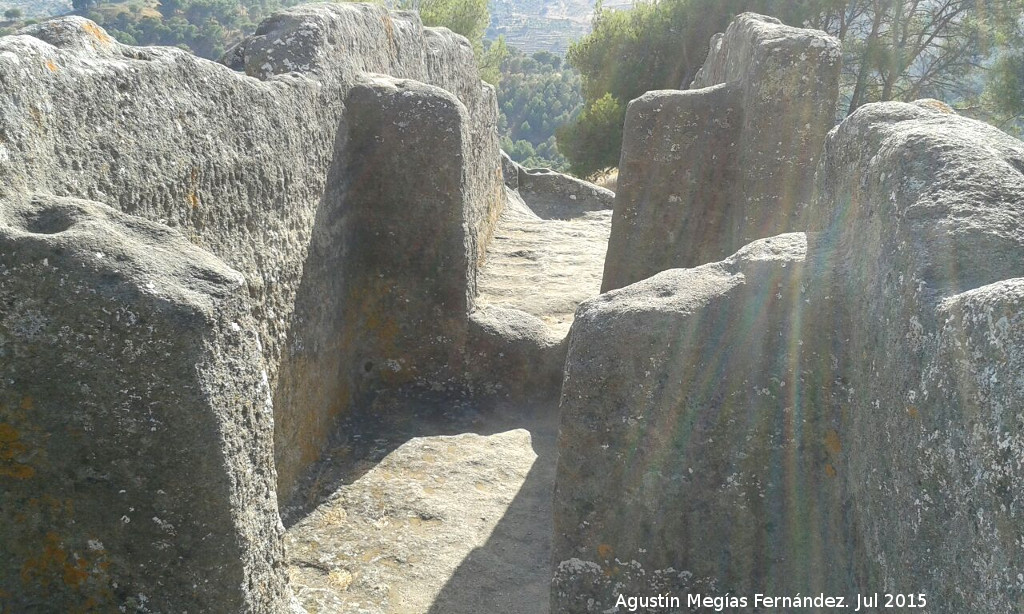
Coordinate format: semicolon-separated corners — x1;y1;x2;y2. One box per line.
400;0;488;45
554;92;622;176
559;0;1024;176
559;0;784;176
68;0;302;59
479;35;509;86
497;47;583;170
799;0;1024;116
399;0;496;83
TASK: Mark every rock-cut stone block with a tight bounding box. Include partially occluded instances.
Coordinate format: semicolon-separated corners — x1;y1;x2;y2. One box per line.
0;197;288;612
553;233;856;611
603;13;840;291
337;76;474;400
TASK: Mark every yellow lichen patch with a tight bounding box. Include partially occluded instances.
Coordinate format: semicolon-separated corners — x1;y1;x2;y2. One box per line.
596;543;613;560
916;99;954;114
327;569;353;591
0;423;19;443
62;558;90;587
381;14;395;50
824;463;837;478
80;22;112;45
0;423;34;479
321;506;348;525
907;405;919;419
20;396;33;411
1;464;35;479
20;532;68;586
45;60;59;73
824;429;841;455
18;530;112;607
187;191;199;209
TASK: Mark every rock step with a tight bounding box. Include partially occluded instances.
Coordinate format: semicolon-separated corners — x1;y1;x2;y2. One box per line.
477;186;613;338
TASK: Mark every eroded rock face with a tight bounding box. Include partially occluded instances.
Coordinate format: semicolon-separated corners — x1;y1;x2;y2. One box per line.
0;197;286;611
500;152;614;219
811;101;1024;612
602;13;840;291
516;168;614;220
0;5;504;611
337;76;476;398
552;234;857;610
0;4;502;499
553;101;1024;612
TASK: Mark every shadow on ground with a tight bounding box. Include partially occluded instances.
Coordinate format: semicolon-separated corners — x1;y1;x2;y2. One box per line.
425;405;556;614
281;391;557;613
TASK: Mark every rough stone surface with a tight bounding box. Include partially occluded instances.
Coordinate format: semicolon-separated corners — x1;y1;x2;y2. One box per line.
516;166;614;220
466;305;567;400
0;196;286;611
471;176;612;401
809;101;1024;612
334;76;477;404
603;13;840;291
0;3;502;499
500;150;520;190
552;234;856;611
0;5;506;612
553;100;1024;612
477;188;612;337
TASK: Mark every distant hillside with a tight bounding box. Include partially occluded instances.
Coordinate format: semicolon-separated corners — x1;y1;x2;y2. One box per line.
0;0;71;19
487;0;597;56
0;0;613;58
0;0;302;60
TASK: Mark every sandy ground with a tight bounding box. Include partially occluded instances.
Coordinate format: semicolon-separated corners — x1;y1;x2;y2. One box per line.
284;397;558;614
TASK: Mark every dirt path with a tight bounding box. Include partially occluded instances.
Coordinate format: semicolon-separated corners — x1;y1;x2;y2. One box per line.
284;398;558;614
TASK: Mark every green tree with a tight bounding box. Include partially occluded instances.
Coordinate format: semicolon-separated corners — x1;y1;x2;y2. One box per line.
73;0;102;11
799;0;1024;116
398;0;488;46
986;51;1024;127
396;0;497;83
555;92;624;177
480;36;509;86
4;8;23;20
497;46;583;171
559;0;1024;176
559;0;779;176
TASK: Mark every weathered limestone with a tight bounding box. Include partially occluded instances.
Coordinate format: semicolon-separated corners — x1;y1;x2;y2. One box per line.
337;76;477;397
516;168;614;220
287;427;547;613
0;4;506;611
0;197;286;611
602;13;840;291
466;305;568;399
552;234;856;610
470;153;615;398
553;100;1024;612
500;152;614;219
0;4;502;499
810;101;1024;612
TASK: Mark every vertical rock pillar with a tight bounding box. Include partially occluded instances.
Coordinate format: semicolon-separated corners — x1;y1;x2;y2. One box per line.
602;13;840;291
0;197;288;612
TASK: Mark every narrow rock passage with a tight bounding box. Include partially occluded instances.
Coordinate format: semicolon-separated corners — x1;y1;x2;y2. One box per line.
476;193;613;337
283;397;558;614
283;188;612;613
